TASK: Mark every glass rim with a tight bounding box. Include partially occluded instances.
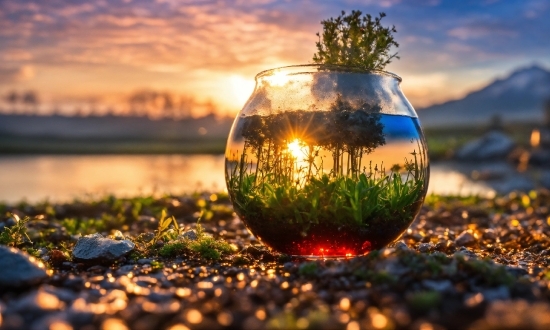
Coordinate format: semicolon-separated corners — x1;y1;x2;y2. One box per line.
255;64;402;82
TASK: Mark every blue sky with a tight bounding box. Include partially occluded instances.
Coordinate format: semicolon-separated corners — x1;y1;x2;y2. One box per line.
0;0;549;115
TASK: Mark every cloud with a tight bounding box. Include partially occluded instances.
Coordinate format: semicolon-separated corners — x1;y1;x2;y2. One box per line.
0;65;35;84
0;0;549;112
2;49;33;61
448;25;517;40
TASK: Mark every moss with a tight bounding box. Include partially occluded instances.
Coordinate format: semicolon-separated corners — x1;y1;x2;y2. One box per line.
159;241;188;258
407;291;442;313
189;236;233;261
232;255;252;266
298;262;319;277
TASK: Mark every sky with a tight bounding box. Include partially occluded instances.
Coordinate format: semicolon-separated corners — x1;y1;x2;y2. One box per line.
1;0;549;117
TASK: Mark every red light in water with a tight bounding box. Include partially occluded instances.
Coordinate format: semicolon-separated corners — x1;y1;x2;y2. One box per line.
361;241;372;253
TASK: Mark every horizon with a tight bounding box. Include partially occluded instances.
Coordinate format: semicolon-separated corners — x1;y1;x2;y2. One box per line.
1;0;550;117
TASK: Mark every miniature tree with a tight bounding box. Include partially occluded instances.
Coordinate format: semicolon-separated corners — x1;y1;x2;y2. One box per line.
313;10;399;70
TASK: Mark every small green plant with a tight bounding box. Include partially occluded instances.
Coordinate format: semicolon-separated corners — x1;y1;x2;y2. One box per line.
159;241;188;258
0;214;32;247
150;260;164;271
189;235;233;260
61;217;106;236
157;213;235;261
313;10;399;70
151;209;181;245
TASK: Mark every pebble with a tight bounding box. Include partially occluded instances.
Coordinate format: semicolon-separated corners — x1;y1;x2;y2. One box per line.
393;241;409;250
455;230;476;247
1;191;549;330
0;246;48;288
180;230;198;241
72;234;135;264
418;242;434;253
138;258;152;265
5;216;18;227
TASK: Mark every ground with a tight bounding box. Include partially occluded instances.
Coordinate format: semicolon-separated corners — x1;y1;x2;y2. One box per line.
0;190;549;330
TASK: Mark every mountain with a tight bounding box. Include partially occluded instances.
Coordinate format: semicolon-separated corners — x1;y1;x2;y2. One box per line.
417;64;550;128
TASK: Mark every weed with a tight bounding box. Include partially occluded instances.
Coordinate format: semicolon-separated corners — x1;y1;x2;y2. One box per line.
154;212;234;260
23;247;41;258
61;217;106;236
150;260;164;271
151;209;181;245
0;214;32;247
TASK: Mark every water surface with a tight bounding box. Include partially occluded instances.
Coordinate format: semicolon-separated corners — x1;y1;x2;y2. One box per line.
0;155;493;203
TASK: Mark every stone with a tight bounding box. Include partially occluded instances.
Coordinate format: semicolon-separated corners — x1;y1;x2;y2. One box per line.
0;246;48;288
455;231;476;247
179;230;198;241
422;280;454;293
455;130;515;160
138;258;152;265
491;175;535;194
506;266;528;277
5;216;18;227
393;241;409;251
7;289;64;313
482;286;510;302
72;233;135;264
418;243;434;253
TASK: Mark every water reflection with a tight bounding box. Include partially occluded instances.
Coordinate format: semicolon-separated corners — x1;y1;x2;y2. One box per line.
0;155;226;203
0;155;494;203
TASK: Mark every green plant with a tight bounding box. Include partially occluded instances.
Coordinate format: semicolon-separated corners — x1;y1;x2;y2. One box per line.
0;215;32;247
298;262;319;277
407;291;441;313
228;104;426;228
156;213;235;260
61;217;106;236
313;10;399;70
150;260;164;271
189;235;233;260
151;209;181;245
227;97;427;255
159;241;188;258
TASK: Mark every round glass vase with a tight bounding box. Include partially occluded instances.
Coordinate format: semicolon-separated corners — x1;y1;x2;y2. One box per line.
225;64;429;257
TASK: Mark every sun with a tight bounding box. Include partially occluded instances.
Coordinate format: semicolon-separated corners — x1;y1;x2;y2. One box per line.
229;75;255;108
267;70;289;86
287;139;307;160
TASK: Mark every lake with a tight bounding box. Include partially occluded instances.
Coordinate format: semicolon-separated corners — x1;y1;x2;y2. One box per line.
0;155;494;203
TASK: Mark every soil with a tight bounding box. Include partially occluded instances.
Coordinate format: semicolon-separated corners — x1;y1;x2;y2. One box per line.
0;190;549;330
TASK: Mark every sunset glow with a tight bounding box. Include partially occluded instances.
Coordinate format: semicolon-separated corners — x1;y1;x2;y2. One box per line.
0;1;549;116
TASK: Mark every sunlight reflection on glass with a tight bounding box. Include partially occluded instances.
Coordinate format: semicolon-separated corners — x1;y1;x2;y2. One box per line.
287;138;307;161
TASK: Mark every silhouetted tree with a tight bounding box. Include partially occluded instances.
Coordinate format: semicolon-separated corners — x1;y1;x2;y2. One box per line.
22;91;38;113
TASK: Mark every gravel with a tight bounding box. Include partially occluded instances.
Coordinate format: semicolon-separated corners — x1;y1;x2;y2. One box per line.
0;190;549;329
